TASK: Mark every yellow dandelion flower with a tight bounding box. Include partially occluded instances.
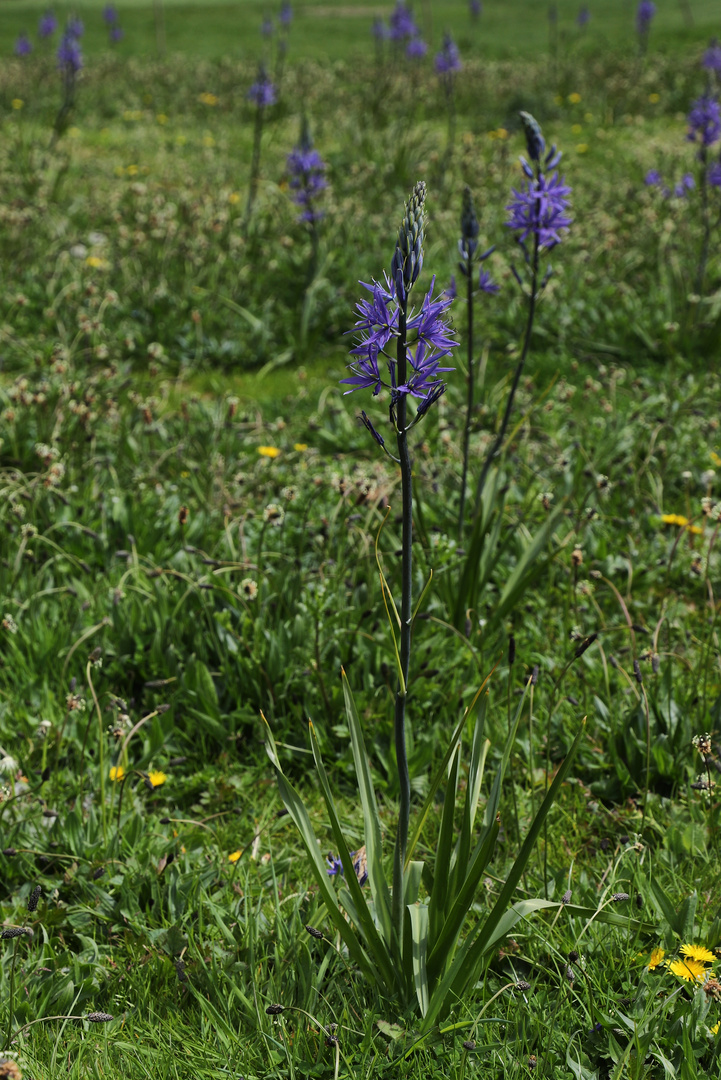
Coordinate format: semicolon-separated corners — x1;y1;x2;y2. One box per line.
156;113;168;125
661;513;690;527
228;850;242;863
199;92;219;106
126;164;139;177
294;443;308;452
109;766;125;782
648;93;660;104
85;256;110;270
148;770;167;788
228;192;241;205
568;92;582;105
572;124;583;135
680;943;716;965
496;127;508;140
647;947;665;970
11;99;24;110
576;144;589;154
667;957;708;983
258;446;280;458
711;451;721;467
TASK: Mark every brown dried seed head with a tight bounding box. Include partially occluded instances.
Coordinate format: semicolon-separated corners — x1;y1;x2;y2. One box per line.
265;1004;284;1015
86;1012;114;1023
27;885;42;912
305;925;323;939
0;1058;23;1080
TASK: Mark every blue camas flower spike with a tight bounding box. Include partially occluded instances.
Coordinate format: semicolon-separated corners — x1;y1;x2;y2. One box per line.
506;118;572;254
342;183;458;422
247;65;277;107
687;94;721;149
286;118;327;224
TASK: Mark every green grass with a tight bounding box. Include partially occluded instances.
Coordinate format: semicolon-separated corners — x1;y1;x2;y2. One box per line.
1;0;721;64
2;3;721;1077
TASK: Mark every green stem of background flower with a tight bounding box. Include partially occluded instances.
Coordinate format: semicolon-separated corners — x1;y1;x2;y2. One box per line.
458;247;474;540
473;229;539;517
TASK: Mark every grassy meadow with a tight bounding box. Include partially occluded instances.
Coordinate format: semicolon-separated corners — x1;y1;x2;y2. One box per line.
1;1;721;1077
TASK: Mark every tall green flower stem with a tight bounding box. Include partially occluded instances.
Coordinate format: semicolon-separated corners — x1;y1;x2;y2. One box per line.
392;292;412;935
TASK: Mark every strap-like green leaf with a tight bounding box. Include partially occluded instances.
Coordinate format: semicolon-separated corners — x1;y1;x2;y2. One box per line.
262;717;379;984
425;816;499;988
428;745;460;944
341;671;394;950
308;720;401;993
405;669;496;868
420;721;586;1032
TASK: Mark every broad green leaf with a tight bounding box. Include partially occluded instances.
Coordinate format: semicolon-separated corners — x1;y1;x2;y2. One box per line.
407;903;430;1017
404;861;424;906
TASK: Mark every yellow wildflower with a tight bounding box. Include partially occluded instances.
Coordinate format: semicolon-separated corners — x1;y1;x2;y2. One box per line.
572;124;583;135
203;134;215;148
258;446;280;458
11;99;24;110
680;943;716;965
85;256;110;270
496;127;508;140
661;513;689;527
228;850;242;863
228;192;241;204
667;957;707;983
568;92;581;104
711;451;721;467
148;770;167;788
648;93;660;104
126;164;139;177
576;144;589;154
156;113;168;124
109;766;125;782
294;443;308;452
199;92;219;106
711;1021;720;1036
647;947;665;970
